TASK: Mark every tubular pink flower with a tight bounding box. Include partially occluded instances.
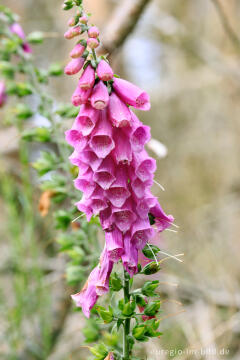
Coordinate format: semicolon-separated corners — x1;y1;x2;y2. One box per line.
105;165;130;208
89;110;115;158
112;199;137;233
70;43;86;58
64;26;81;39
71;266;99;317
90;81;109;110
108;92;132;128
64;57;85;75
96;246;114;296
87;38;99;49
122;233;138;277
79;15;88;24
149;203;174;232
113;77;150;111
77;148;102;171
131;219;155;249
75;196;93;221
105;227;124;262
75;103;99;136
133;150;156;182
0;81;7;107
99;206;113;231
71;86;92;106
88;26;100;38
112;129;132;165
93;156;116;190
97;60;114;81
65;127;87;152
124;111;151;152
136;191;157;219
78;65;95;90
10;23;32;53
74;169;96;198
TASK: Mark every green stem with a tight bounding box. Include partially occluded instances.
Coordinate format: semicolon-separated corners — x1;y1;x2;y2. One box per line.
123;269;131;360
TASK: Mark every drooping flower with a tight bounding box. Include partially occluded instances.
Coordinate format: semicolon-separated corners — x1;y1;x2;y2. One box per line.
70;42;86;58
64;57;85;75
0;81;7;107
97;60;114;81
113;77;150;111
10;23;32;53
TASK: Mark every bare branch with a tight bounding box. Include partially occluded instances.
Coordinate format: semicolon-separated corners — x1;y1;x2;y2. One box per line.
99;0;152;55
210;0;240;52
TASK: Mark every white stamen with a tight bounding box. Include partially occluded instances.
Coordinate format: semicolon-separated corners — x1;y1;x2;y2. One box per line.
153;179;165;191
159;250;184;263
72;213;85;222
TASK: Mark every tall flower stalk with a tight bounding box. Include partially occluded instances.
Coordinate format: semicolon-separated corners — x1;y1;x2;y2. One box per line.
63;1;174;359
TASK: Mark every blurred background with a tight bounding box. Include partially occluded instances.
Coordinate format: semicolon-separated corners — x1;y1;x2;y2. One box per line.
1;0;240;359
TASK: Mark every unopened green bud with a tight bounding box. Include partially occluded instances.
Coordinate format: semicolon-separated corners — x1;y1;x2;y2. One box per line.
141;261;161;275
22;127;51;142
96;306;113;324
132;325;145;340
15;103;33;120
142;280;159;297
144;300;160;316
110;272;122;291
142;244;160;259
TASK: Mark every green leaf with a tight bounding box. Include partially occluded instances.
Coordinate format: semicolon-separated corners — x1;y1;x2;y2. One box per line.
66;265;84;284
32;151;59;176
135;294;147;307
83;318;100;343
142;244;160;259
8;82;33;97
55;103;79;118
22;127;51;142
0;61;15;78
89;343;108;359
48;63;63;76
54;210;72;230
27;31;44;44
14;103;33;120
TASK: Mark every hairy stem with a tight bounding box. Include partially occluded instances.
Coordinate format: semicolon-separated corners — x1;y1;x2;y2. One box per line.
123;269;131;360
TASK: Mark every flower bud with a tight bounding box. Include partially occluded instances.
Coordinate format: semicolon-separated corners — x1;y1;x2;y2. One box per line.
64;26;81;39
91;81;109;109
68;17;76;27
141;261;160;275
143;300;160;316
70;43;86;58
79;15;88;24
78;65;95;90
97;60;113;81
88;26;99;38
64;57;85;75
141;280;159;296
87;37;99;49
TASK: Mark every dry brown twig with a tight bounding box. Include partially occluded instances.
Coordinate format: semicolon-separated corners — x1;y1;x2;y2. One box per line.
99;0;152;55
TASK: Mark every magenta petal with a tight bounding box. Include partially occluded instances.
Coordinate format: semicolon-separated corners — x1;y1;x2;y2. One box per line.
65;129;87;151
70;43;86;58
96;247;114;296
90;110;115;158
75;196;93;221
112;199;137;232
64;57;85;75
150;202;174;232
90;81;109;110
105;227;124;262
126;111;151;152
105;165;130;207
99;206;113;231
78;65;95;90
136;192;157;219
77;149;102;171
72;86;92;106
76;104;99;136
112;129;132;165
91;186;108;215
131;219;155;249
121;232;138;277
113;77;150;111
97;60;114;81
108;92;132;128
134;150;156;182
93;156;116;190
74;169;96;198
